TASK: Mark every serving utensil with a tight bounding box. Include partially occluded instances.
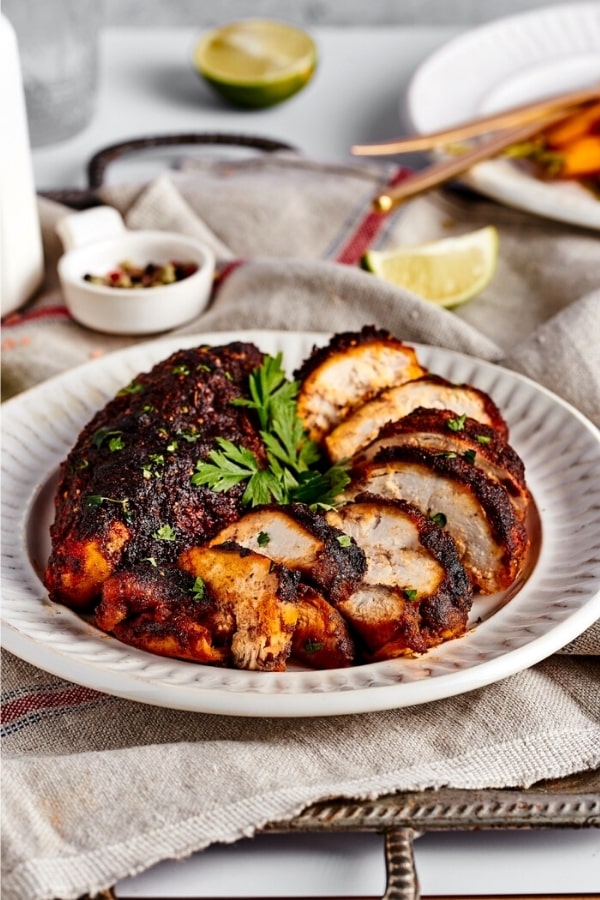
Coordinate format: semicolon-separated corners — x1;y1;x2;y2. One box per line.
352;84;600;156
369;103;596;213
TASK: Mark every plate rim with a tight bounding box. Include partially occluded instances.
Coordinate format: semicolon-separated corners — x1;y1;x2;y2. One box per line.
2;329;600;717
404;1;600;229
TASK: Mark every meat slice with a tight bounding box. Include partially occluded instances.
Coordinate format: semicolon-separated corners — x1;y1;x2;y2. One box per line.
178;544;300;671
294;326;425;443
346;446;529;594
325;374;509;463
325;494;472;659
355;408;531;520
44;341;267;610
95;566;232;665
291;585;356;669
209;503;366;606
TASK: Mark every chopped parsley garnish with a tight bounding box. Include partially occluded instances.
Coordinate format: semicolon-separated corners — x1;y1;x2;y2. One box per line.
92;427;124;450
108;435;125;452
117;380;144;396
172;365;190;376
304;638;324;654
85;494;132;523
462;449;477;464
191;354;349;508
190;576;206;600
404;589;418;601
142;453;165;480
429;511;447;528
152;524;176;542
336;534;352;548
257;531;271;547
476;434;492;445
177;428;200;443
447;413;467;432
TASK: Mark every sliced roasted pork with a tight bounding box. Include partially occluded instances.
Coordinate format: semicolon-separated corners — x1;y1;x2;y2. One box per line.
209;503;366;606
325;373;509;463
178;543;300;671
95;566;232;665
325;494;472;660
294;326;425;443
290;585;356;668
355;408;531;520
346;446;529;594
209;503;364;668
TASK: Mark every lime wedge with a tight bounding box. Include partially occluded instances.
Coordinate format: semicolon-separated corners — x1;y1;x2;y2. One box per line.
193;20;317;109
361;226;499;308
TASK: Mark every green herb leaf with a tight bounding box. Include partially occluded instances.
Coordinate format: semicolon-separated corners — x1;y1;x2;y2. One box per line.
153;524;176;541
177;428;200;443
404;588;418;601
476;434;492;445
92;427;124;450
117;380;144;396
85;494;132;522
336;534;352;548
257;531;270;547
108;435;125;452
304;638;324;654
429;510;447;528
191;576;206;600
192;355;349;509
447;413;467;432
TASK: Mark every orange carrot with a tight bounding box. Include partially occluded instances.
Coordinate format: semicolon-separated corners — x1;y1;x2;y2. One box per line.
544;102;600;149
557;135;600;178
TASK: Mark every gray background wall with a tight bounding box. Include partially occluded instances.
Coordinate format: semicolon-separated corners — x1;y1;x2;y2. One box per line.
102;0;583;27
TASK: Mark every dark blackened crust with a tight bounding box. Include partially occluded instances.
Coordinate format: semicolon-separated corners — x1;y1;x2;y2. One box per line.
329;493;473;658
45;341;267;606
284;503;367;604
376;408;524;478
358;444;529;575
292;325;419;383
291;584;356;669
354;492;472;609
367;408;528;501
95;565;232;665
399;374;509;440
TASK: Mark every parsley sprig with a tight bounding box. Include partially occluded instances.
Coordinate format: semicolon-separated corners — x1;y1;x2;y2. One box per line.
191;353;349;508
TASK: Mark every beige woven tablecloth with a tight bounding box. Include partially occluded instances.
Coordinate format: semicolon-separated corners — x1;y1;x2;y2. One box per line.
2;153;599;900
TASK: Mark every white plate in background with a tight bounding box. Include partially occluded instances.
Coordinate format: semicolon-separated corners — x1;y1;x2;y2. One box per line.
2;331;600;717
406;2;600;229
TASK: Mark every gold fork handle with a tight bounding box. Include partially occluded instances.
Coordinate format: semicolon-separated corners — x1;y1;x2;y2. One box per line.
352;85;600;156
372;108;569;212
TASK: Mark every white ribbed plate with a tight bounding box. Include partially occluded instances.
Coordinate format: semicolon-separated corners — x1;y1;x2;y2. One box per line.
406;2;600;229
2;331;600;717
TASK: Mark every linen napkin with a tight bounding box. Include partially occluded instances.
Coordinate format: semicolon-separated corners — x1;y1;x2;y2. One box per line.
2;152;599;900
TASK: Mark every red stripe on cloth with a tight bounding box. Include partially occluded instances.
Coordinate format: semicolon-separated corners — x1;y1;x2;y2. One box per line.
1;685;105;724
1;305;72;329
213;259;246;288
334;167;412;266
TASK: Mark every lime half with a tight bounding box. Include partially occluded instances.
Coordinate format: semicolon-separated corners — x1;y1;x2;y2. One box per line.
193;19;317;109
361;226;499;308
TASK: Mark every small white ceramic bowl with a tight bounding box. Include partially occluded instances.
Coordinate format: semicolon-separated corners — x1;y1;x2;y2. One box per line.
56;208;215;335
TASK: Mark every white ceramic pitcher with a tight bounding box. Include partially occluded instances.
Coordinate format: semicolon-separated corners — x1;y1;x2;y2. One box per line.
0;14;44;316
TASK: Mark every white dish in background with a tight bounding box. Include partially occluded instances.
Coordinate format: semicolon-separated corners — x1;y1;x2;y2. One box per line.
406;2;600;229
2;330;600;718
56;207;215;335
